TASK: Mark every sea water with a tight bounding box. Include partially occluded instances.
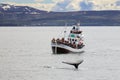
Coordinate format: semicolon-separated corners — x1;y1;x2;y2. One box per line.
0;26;120;80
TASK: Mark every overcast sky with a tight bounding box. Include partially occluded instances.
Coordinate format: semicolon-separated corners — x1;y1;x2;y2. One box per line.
1;0;120;11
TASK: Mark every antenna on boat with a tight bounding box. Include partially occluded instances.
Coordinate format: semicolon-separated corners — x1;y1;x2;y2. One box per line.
77;20;80;26
63;22;67;38
65;22;67;32
77;23;80;26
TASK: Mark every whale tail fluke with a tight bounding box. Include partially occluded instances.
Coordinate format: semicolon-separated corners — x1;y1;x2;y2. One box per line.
62;60;83;69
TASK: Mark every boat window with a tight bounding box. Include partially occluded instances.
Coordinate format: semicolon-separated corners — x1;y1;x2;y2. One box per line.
72;39;74;41
72;26;75;30
71;34;75;37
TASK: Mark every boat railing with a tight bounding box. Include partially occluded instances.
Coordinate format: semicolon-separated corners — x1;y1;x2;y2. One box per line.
51;38;84;49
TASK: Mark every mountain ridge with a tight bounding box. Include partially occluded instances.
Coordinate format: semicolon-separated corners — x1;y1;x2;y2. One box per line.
0;3;120;26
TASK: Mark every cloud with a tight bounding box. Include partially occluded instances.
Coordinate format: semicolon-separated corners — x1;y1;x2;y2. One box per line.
91;0;120;10
116;1;120;6
52;0;64;3
34;0;44;2
52;0;72;11
4;1;55;11
52;0;120;11
2;0;120;11
80;0;93;10
52;0;83;11
66;0;82;11
52;0;93;11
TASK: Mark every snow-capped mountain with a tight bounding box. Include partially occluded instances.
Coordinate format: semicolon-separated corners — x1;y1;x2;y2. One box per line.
0;4;11;10
0;3;47;14
0;3;120;26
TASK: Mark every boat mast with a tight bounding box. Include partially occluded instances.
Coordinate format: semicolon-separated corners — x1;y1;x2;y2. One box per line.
76;21;80;30
64;22;67;38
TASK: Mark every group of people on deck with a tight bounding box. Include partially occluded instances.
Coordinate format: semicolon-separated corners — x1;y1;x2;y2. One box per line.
51;37;84;49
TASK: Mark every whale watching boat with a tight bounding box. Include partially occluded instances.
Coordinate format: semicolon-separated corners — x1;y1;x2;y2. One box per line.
51;23;85;54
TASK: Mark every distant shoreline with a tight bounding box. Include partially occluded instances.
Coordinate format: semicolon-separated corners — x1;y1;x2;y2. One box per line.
1;4;120;26
0;26;120;28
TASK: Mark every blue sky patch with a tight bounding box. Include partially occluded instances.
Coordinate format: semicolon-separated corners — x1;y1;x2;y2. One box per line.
41;0;53;3
80;1;93;10
52;0;71;11
116;1;120;6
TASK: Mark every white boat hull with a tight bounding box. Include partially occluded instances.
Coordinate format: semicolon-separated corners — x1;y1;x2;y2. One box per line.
51;43;84;54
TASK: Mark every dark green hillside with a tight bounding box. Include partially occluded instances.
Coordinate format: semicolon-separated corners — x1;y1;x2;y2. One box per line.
0;4;120;26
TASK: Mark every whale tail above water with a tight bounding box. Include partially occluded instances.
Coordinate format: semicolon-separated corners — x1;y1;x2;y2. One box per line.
62;60;83;69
